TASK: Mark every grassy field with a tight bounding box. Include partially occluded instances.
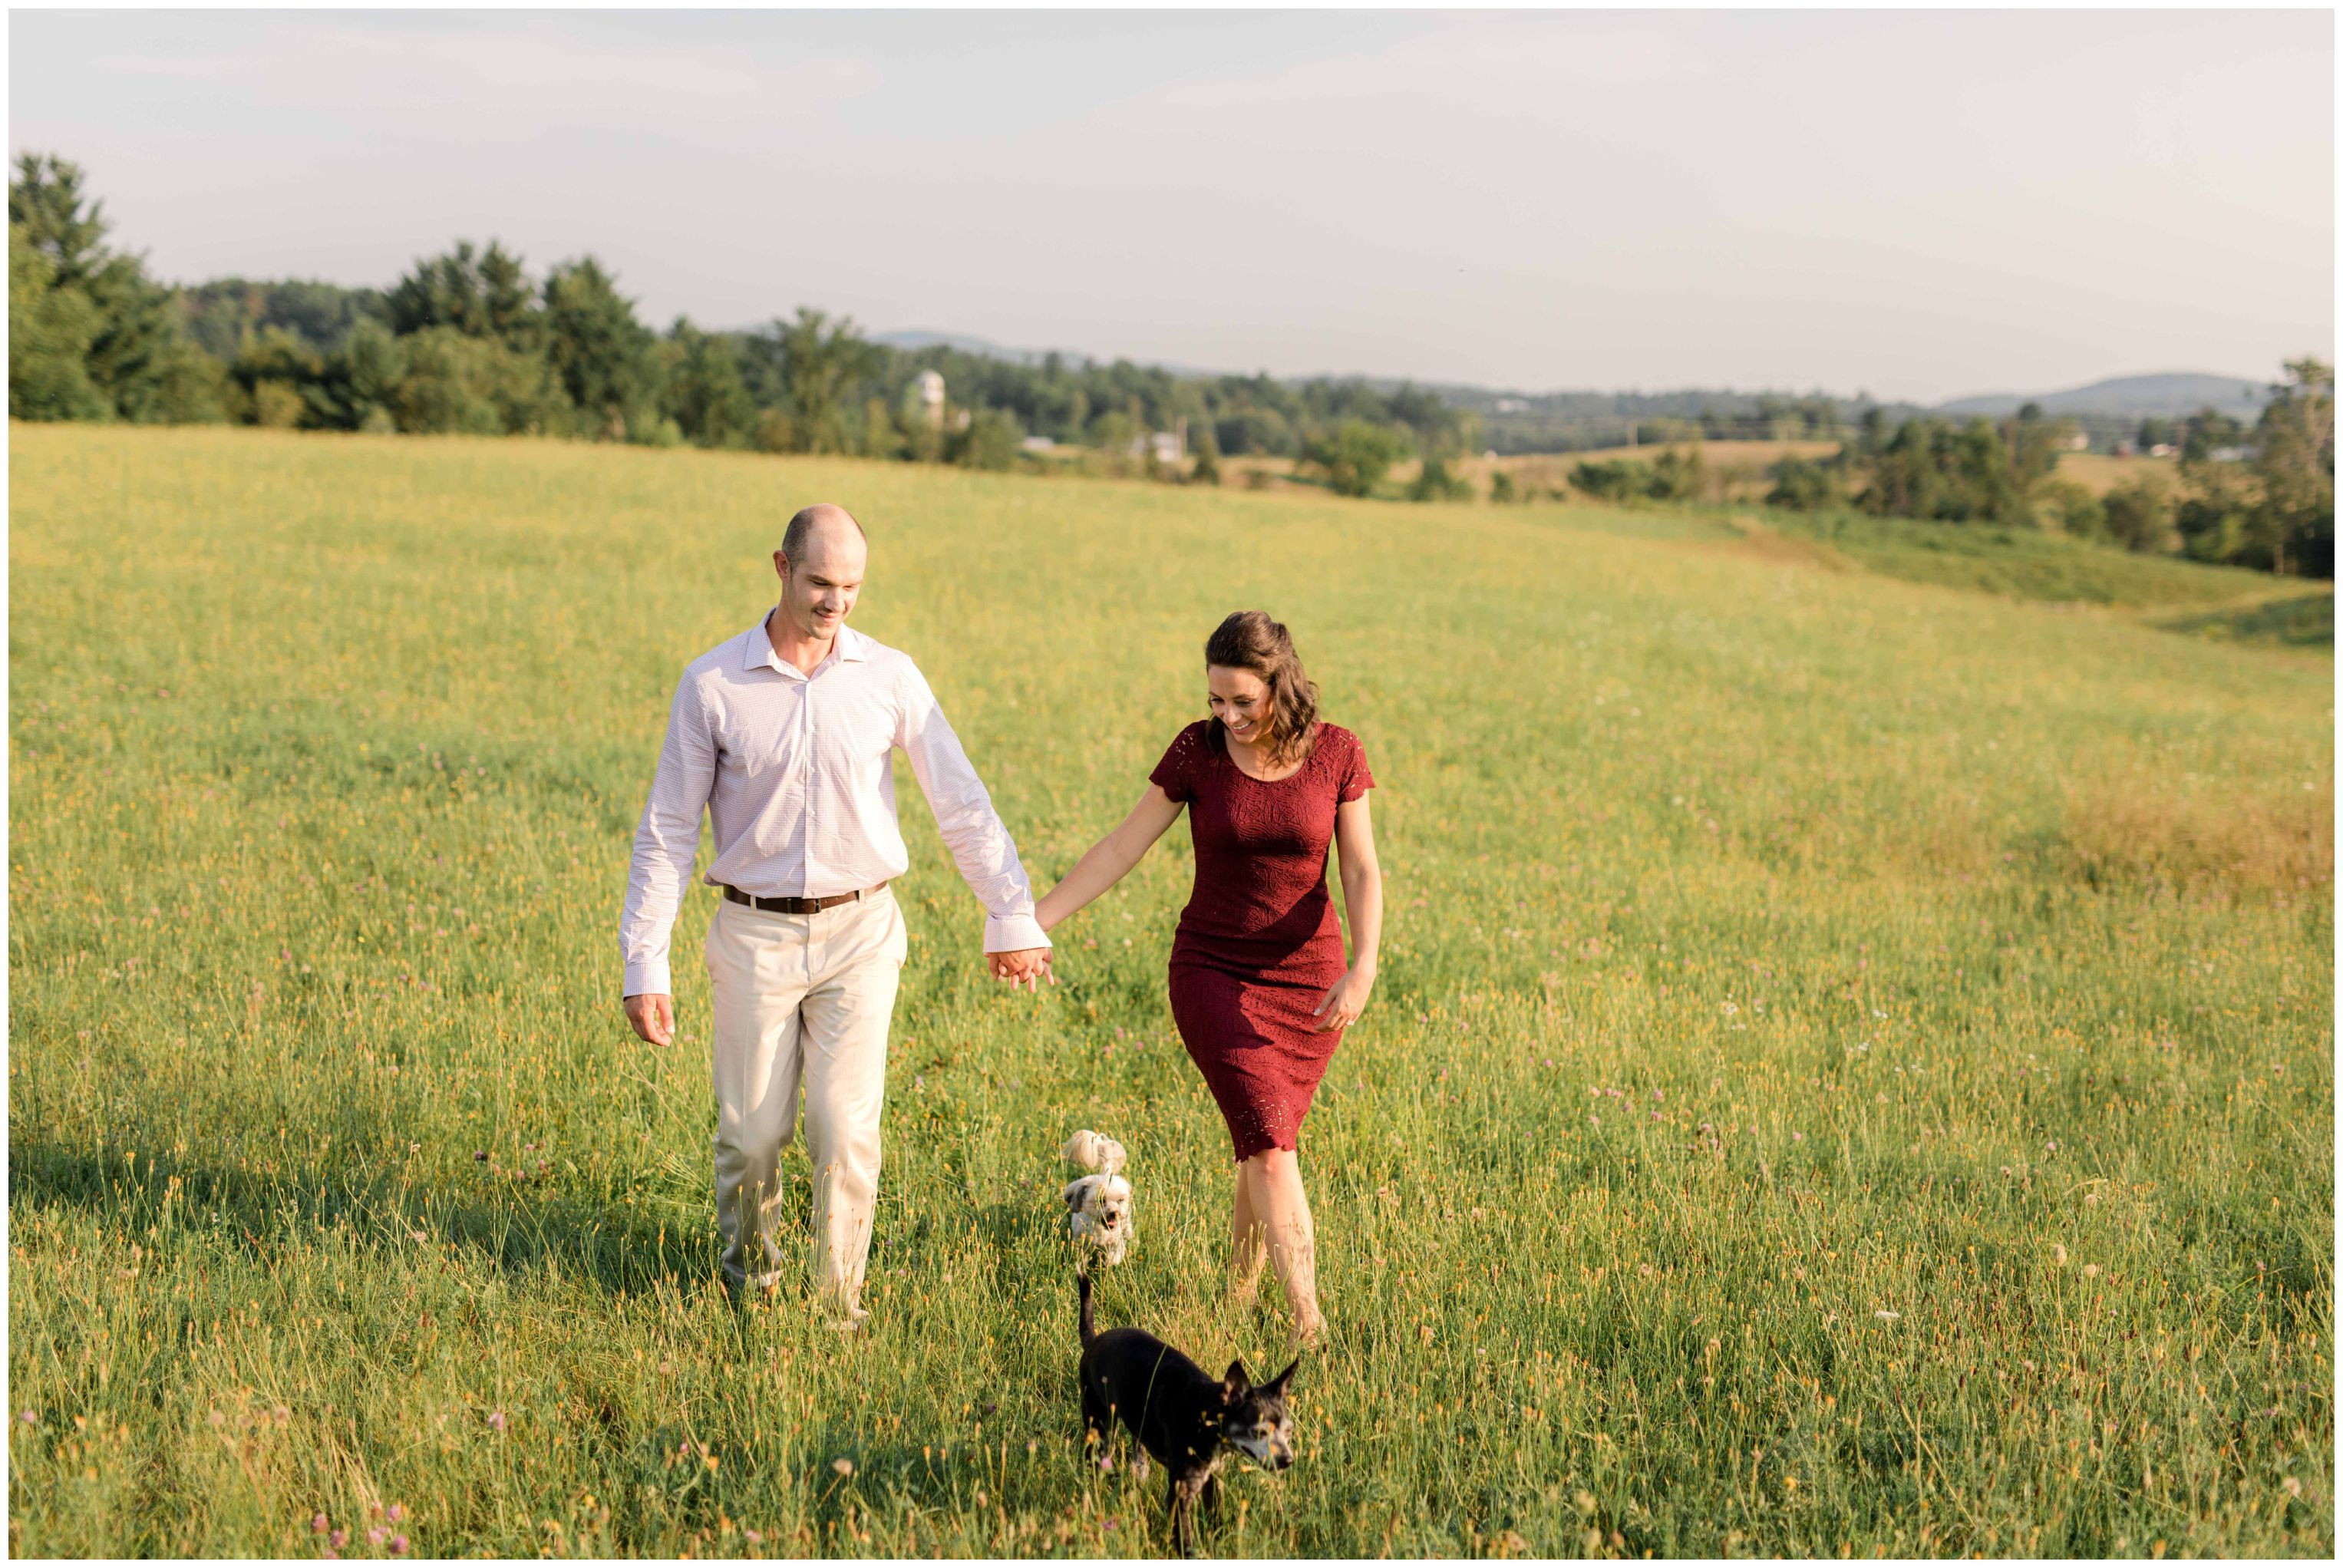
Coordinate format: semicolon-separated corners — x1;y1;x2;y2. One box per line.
8;424;2333;1558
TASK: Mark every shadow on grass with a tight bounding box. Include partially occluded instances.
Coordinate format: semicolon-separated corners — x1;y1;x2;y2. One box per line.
2150;589;2335;651
7;1135;715;1299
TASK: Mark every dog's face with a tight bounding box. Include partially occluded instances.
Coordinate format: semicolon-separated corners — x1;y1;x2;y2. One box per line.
1219;1357;1299;1470
1064;1174;1134;1240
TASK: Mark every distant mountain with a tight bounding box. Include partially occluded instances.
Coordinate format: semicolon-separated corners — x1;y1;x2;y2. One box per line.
871;328;1229;378
1939;372;2271;421
872;328;1054;365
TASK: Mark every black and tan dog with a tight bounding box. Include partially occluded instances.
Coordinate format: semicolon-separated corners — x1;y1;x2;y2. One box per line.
1076;1274;1298;1556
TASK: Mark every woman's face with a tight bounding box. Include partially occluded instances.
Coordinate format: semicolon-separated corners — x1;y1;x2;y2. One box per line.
1207;665;1274;747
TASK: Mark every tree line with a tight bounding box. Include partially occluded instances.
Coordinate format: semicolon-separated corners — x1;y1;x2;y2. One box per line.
8;153;1475;476
1755;385;2333;577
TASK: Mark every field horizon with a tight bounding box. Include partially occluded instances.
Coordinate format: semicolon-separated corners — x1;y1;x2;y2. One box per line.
8;424;2332;1557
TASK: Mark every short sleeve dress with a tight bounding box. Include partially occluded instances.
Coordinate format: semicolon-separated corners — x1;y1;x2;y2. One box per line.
1149;720;1375;1161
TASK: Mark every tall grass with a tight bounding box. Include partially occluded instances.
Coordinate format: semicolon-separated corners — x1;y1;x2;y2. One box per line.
8;425;2332;1556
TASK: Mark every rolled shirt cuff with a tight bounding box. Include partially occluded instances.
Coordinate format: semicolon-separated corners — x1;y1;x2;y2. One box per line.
623;958;673;998
982;913;1051;954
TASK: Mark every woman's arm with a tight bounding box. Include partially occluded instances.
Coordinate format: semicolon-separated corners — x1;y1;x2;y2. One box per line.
1312;794;1384;1031
1035;784;1185;935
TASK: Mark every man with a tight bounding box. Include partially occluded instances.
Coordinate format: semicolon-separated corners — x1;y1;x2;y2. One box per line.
620;503;1052;1325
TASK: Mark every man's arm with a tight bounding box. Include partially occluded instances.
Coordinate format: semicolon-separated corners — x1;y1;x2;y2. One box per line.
619;671;718;1042
893;660;1051;969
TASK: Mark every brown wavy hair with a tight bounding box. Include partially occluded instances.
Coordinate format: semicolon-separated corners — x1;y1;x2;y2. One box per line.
1204;610;1320;767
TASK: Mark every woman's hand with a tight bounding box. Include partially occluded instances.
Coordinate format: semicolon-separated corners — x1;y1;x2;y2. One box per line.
1311;965;1375;1032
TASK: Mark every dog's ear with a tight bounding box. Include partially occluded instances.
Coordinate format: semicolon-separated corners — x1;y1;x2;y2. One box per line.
1263;1355;1300;1395
1222;1358;1252;1398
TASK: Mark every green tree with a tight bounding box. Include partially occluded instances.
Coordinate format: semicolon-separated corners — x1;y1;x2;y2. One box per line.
1571;458;1654;502
227;325;322;427
2180;407;2245;464
541;256;659;441
1085;408;1137;454
2100;474;2173;554
8;220;110;421
662;319;757;450
1305;420;1408;498
9;152;221;423
1764;455;1843;511
2031;477;2104;539
948;407;1021;472
1408;454;1470;502
1487;470;1517;503
391;326;569;437
1188;422;1222;486
2250;357;2335;577
388;240;539;348
2003;402;2073;502
312;318;409;432
1648;445;1706;502
771;308;878;455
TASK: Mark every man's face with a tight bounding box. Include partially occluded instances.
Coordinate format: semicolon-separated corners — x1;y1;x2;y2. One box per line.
775;529;866;640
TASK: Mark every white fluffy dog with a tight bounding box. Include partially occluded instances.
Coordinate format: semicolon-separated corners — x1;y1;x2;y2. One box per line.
1061;1129;1137;1271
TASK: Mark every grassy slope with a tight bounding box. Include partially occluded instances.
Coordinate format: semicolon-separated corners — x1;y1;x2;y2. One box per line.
8;425;2333;1557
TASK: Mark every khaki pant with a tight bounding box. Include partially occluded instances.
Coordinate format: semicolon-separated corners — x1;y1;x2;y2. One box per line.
703;888;907;1310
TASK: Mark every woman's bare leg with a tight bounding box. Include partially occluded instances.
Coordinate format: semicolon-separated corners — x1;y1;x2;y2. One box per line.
1241;1147;1324;1344
1229;1162;1268;1306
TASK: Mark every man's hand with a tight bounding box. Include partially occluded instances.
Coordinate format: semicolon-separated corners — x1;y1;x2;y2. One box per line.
625;992;675;1046
987;948;1056;992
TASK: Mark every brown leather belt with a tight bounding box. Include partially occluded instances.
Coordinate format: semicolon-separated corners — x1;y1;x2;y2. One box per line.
721;882;886;915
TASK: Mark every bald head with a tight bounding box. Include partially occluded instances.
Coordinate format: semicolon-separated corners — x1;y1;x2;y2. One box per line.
771;503;868;652
781;503;866;569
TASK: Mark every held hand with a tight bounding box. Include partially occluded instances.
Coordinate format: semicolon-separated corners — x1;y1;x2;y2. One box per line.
1311;966;1374;1032
987;948;1057;992
625;992;675;1047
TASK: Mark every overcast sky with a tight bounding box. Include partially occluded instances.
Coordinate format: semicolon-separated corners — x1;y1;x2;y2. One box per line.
10;8;2332;401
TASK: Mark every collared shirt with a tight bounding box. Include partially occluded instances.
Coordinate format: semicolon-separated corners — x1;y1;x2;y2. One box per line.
620;618;1048;995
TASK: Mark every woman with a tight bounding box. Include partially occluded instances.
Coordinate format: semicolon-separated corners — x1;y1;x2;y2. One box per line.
1036;610;1382;1346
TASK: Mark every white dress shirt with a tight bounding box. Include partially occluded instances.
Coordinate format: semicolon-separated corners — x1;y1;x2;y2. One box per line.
621;619;1049;996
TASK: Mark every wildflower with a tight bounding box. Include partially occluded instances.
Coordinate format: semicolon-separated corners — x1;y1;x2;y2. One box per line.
17;1411;31;1425
1792;1131;1804;1142
744;1529;764;1543
2082;1264;2100;1279
2284;1477;2303;1498
389;1537;408;1556
2052;1244;2069;1266
311;1514;328;1533
1874;1309;1900;1322
473;1150;487;1162
330;1530;348;1548
387;1505;404;1523
368;1529;385;1547
832;1457;853;1476
1652;1088;1665;1102
488;1411;507;1432
2044;1140;2059;1154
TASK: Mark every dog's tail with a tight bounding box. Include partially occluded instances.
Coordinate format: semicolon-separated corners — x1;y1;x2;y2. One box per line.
1077;1271;1097;1346
1063;1129;1125;1177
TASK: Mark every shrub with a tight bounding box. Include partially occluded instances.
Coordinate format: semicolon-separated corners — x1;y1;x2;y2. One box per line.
1765;456;1843;512
1305;419;1409;498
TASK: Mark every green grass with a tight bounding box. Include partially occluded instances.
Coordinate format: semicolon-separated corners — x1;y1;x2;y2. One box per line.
1766;506;2334;628
9;424;2333;1558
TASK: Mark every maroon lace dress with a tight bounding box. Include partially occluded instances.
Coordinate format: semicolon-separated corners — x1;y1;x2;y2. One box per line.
1149;720;1374;1160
